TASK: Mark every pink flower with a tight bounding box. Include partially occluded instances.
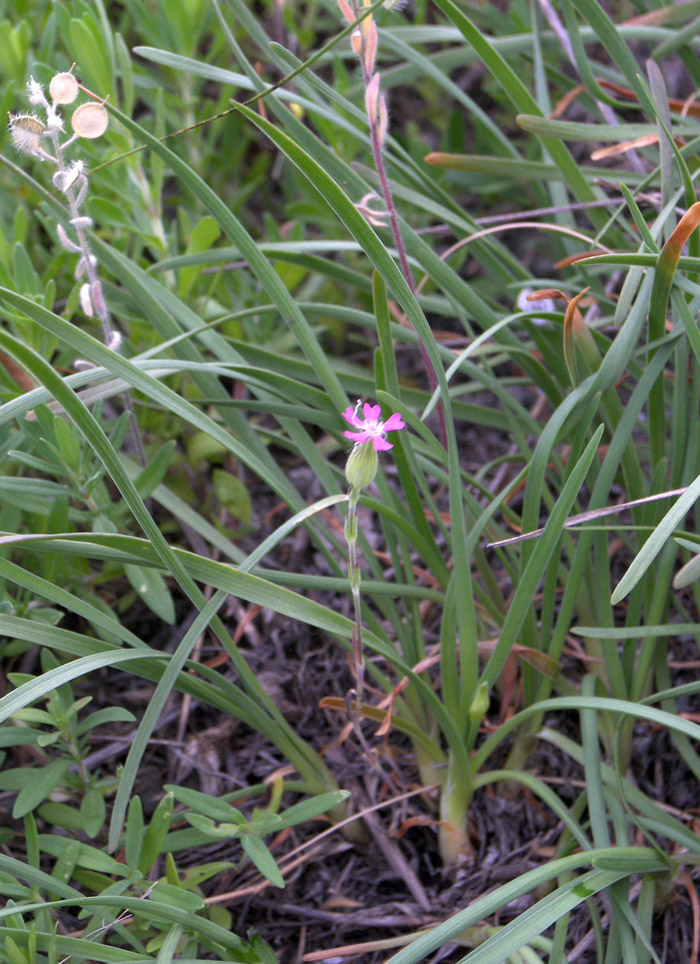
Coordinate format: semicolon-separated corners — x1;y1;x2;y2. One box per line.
342;402;405;451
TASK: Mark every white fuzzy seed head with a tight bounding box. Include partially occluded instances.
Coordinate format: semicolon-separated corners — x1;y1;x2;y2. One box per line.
71;102;108;139
8;113;45;158
49;71;79;105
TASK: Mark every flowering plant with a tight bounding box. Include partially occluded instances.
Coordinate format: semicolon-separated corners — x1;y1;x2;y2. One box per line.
342;401;405;451
9;69;144;462
342;401;404;702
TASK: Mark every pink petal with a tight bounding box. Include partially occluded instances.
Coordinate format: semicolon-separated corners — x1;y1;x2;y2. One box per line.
345;429;371;443
383;413;405;432
363;402;381;423
373;436;393;451
342;406;362;428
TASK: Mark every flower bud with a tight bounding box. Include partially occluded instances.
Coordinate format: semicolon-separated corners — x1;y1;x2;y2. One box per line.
363;20;378;75
57;223;81;253
80;283;93;317
91;279;106;317
345;440;378;490
71;102;108;139
377;93;388;149
75;253;97;278
468;682;490;726
27;77;45;106
337;0;355;24
49;71;79;105
365;74;380;125
45;105;64;131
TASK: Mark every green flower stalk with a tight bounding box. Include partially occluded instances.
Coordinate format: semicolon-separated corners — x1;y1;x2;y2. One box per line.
342;402;404;701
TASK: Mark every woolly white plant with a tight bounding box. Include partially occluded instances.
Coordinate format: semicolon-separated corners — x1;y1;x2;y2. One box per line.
9;69;144;461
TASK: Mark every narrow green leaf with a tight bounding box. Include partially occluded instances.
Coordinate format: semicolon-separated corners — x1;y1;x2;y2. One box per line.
612;474;700;602
134;441;176;499
0;651;165;724
384;849;663;964
431;0;607;224
0;855;82;900
108;591;228;852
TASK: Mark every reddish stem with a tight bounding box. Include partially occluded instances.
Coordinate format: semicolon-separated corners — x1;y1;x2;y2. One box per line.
360;61;448;449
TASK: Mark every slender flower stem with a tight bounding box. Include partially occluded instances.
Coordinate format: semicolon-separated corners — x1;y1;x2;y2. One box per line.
47;126;112;345
30;81;147;467
345;484;365;702
352;4;448;449
342;410;404;706
362;70;415;292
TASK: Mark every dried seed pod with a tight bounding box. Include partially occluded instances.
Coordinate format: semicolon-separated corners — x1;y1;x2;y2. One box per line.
71;102;108;139
49;72;79;105
8;113;45;157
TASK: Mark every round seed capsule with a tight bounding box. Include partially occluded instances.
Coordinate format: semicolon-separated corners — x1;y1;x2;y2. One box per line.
71;102;108;139
49;72;79;104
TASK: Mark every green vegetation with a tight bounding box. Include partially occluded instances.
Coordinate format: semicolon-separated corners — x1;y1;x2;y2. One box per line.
2;0;700;961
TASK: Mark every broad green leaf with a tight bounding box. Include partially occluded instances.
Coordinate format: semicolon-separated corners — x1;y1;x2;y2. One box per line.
139;792;174;876
212;469;252;524
165;785;242;822
272;790;351;831
12;760;71;819
124;796;144;870
80;788;106;840
124;564;176;625
148;882;204;912
240;833;284;889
